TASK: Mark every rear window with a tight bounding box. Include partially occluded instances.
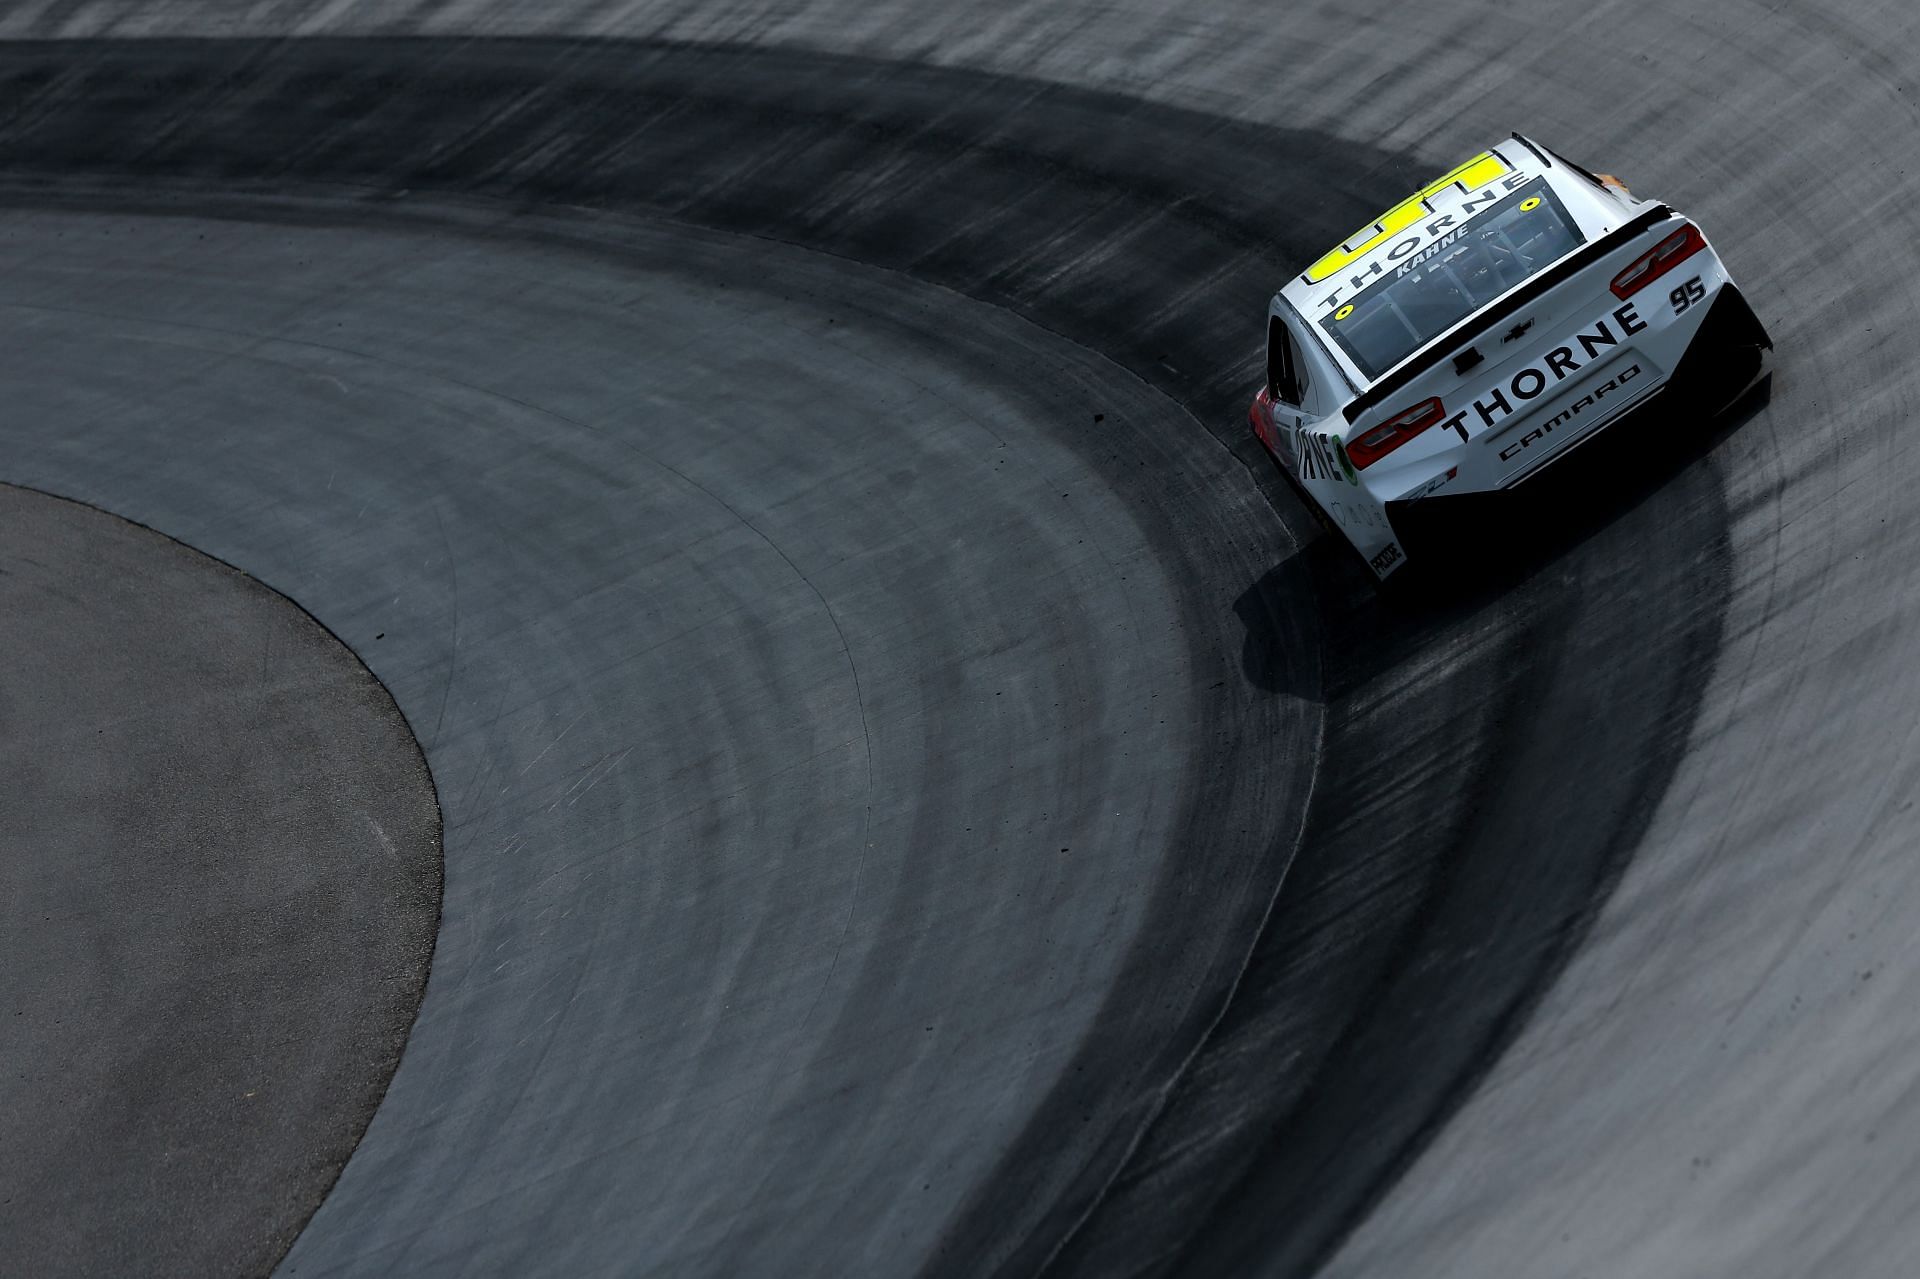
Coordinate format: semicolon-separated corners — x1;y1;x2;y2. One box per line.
1319;177;1584;381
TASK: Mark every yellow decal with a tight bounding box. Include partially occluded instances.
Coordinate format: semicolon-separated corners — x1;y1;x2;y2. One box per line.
1520;196;1541;212
1334;304;1354;321
1303;152;1510;284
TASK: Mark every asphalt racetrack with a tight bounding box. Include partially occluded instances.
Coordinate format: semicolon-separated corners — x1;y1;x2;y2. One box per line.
1;5;1917;1278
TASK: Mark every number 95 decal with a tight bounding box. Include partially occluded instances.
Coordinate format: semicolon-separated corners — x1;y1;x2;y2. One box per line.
1669;275;1706;315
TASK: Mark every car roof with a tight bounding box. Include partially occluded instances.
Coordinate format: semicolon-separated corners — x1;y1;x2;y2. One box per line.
1276;136;1643;389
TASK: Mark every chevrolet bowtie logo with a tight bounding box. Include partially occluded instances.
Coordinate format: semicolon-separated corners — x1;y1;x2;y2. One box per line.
1503;319;1535;344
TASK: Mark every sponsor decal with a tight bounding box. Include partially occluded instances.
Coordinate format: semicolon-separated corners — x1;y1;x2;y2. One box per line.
1496;364;1642;462
1303;151;1521;286
1313;170;1536;310
1291;424;1359;486
1389;226;1468;288
1369;542;1403;575
1250;391;1276;452
1329;499;1391;532
1436;300;1651;443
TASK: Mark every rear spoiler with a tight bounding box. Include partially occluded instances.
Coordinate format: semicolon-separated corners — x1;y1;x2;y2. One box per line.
1516;132;1616;193
1342;202;1674;424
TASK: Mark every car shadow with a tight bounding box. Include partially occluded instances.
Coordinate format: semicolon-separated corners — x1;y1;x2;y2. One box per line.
1383;371;1774;607
1232;539;1345;697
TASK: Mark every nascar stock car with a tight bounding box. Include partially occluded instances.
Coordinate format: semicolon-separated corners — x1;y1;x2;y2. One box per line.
1250;134;1771;583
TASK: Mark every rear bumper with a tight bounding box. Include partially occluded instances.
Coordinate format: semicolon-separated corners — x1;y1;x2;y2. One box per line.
1384;285;1770;549
1506;283;1770;489
1646;281;1771;416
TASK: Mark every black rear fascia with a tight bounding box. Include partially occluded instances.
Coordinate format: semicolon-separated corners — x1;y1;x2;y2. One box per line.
1342;203;1673;424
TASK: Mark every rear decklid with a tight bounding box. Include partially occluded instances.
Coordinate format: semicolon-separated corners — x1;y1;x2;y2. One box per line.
1335;200;1686;491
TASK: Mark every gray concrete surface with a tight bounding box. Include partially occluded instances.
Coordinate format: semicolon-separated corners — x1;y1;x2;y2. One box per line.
2;1;1917;1276
0;484;440;1276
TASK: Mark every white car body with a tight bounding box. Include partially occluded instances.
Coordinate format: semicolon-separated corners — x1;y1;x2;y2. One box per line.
1250;134;1770;581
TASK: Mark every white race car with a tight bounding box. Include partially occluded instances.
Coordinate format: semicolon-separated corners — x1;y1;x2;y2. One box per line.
1250;135;1770;583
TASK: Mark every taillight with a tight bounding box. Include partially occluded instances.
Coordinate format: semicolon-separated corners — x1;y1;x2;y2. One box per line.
1347;397;1444;470
1610;222;1707;299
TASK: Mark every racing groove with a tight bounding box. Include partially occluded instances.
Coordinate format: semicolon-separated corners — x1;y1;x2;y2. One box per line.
0;37;1732;1276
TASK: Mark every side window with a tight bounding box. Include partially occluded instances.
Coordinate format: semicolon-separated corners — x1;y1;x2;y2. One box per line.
1267;316;1310;407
